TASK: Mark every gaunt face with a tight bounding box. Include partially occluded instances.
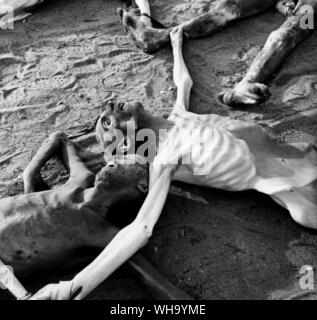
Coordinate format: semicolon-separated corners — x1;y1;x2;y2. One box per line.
94;154;149;198
94;101;152;200
95;101;145;161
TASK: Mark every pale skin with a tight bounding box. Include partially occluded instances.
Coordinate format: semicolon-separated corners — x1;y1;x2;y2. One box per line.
31;27;317;300
0;0;45;22
120;0;316;106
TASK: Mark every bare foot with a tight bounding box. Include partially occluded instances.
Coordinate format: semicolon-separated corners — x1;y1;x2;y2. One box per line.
219;81;271;107
118;8;170;54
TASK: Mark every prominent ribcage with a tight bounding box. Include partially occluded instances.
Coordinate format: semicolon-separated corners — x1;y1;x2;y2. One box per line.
157;121;258;191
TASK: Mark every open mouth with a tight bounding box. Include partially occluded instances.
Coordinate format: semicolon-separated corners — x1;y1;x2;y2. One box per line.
118;136;131;154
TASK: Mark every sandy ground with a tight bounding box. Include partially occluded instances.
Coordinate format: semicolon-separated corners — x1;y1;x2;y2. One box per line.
0;0;317;300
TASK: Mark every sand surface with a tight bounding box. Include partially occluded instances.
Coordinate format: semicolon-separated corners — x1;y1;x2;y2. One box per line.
0;0;317;300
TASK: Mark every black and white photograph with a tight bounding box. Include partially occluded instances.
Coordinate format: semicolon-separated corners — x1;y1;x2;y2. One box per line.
0;0;316;307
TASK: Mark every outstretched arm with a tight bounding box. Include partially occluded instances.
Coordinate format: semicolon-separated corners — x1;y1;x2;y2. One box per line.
30;164;177;300
220;1;316;107
135;0;152;27
170;27;193;114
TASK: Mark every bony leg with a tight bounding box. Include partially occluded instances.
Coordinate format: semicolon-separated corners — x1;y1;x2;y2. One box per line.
219;7;315;107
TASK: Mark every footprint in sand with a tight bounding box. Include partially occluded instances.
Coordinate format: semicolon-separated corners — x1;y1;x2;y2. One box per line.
106;49;136;59
71;57;103;77
0;53;25;66
45;102;70;126
65;46;95;60
27;74;77;91
283;75;317;104
17;63;37;80
0;86;26;104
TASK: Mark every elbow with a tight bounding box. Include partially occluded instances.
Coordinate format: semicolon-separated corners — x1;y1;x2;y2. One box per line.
182;76;193;89
143;224;153;240
175;76;193;89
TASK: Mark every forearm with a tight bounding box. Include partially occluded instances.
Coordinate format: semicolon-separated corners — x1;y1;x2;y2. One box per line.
173;46;192;86
172;39;193;110
71;169;174;300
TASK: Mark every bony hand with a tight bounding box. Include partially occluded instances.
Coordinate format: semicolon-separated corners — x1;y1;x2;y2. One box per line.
29;280;80;300
219;80;271;108
170;26;186;47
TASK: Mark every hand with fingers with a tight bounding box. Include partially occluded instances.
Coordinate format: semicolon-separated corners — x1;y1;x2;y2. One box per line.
219;80;271;108
29;280;78;300
170;26;184;47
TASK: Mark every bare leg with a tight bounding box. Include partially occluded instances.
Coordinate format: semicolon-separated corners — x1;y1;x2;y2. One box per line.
23;132;93;193
220;1;316;107
119;0;278;53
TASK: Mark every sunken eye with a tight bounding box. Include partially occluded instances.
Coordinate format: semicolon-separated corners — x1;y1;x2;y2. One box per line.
101;116;111;129
107;101;114;111
118;103;125;111
104;117;111;126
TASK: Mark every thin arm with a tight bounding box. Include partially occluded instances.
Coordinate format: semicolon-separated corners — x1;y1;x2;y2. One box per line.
171;28;193;114
135;0;152;26
70;165;176;300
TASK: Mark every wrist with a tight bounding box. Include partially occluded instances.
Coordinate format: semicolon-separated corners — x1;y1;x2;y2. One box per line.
60;280;81;300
